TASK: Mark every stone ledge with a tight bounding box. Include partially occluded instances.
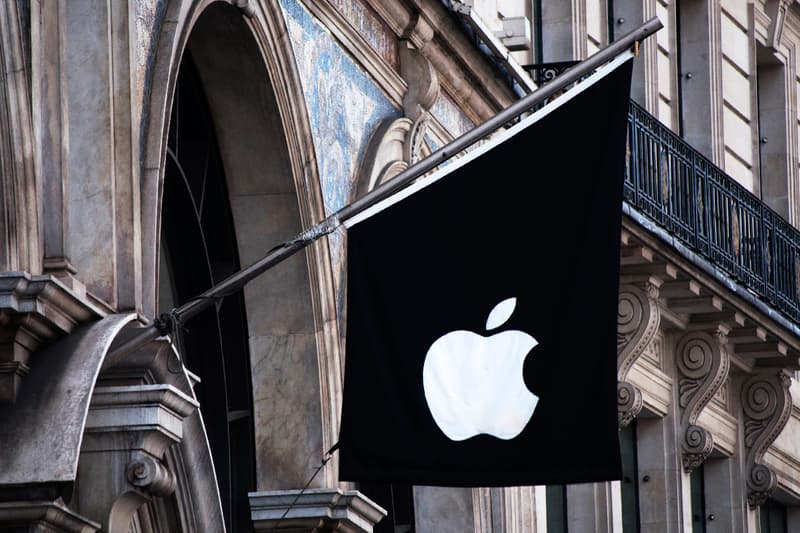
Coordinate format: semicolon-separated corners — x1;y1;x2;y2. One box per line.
83;384;199;456
0;271;104;403
0;500;99;533
249;488;387;532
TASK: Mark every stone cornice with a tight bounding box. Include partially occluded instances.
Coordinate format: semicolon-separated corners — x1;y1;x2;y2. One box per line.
0;272;103;334
622;211;800;360
0;271;104;402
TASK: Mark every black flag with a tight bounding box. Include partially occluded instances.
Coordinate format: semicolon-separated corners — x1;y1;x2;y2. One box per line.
338;56;633;487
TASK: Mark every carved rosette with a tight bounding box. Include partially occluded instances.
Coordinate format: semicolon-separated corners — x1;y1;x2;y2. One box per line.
617;282;660;427
742;371;792;508
676;330;730;472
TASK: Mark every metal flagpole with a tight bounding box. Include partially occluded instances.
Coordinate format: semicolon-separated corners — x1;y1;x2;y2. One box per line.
106;16;663;366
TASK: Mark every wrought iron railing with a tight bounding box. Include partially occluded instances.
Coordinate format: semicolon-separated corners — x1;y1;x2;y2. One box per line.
625;100;800;323
522;61;580;85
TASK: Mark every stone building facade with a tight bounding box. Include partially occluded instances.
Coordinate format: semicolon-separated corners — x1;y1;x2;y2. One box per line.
1;0;800;532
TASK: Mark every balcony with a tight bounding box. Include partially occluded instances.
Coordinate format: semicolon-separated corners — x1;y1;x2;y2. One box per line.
524;61;800;326
625;100;800;324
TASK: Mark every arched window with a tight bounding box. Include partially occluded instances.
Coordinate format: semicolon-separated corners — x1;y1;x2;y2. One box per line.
159;51;256;533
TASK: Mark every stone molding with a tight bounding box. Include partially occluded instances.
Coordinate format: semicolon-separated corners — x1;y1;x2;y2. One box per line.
77;384;198;530
0;500;99;533
676;328;730;471
617;281;661;427
0;271;102;403
742;370;793;508
354;42;439;197
765;0;791;50
249;488;387;532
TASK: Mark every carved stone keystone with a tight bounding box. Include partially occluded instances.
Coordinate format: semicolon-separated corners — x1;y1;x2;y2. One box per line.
617;281;661;426
676;328;730;471
742;371;792;508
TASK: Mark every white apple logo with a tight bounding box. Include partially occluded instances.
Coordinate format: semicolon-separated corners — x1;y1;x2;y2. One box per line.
422;297;539;441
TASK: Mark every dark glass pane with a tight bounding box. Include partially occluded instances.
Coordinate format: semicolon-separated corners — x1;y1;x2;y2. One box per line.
546;484;567;533
619;422;640;532
161;52;255;533
760;498;788;533
359;482;415;532
690;465;706;533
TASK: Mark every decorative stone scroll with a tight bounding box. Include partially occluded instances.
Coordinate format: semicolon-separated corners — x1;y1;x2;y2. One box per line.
617;282;661;427
675;329;730;471
742;371;792;508
354;43;439;196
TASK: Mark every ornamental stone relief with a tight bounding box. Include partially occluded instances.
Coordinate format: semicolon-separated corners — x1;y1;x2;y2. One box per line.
675;328;730;471
617;281;661;427
742;371;792;508
354;43;439;195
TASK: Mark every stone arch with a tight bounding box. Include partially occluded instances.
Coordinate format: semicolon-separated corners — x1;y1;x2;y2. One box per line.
140;0;341;508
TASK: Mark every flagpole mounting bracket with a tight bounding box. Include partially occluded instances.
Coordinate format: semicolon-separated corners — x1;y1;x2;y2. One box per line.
154;312;177;336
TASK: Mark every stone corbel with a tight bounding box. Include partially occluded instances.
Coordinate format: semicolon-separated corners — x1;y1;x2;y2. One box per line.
399;42;439;165
766;0;789;50
617;281;661;427
0;272;101;403
76;384;197;532
676;328;730;471
742;370;792;508
354;44;439;197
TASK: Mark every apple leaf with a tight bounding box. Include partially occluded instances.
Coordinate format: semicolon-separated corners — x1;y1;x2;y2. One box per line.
485;297;517;331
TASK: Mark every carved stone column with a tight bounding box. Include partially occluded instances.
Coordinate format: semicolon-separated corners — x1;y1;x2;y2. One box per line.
617;281;661;426
675;328;730;471
741;371;792;508
76;384;197;532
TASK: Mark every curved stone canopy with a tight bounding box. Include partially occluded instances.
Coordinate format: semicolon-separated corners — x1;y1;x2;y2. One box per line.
0;314;135;485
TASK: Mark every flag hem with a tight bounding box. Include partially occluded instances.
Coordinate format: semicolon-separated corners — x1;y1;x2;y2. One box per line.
344;50;635;229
